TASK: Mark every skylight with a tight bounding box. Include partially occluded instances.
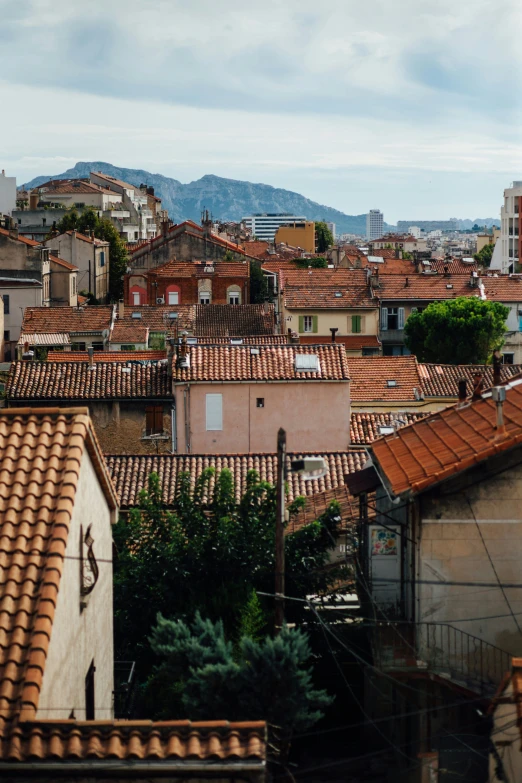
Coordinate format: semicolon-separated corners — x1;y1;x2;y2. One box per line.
334;292;343;298
386;380;397;387
131;312;142;319
378;425;395;436
295;354;319;372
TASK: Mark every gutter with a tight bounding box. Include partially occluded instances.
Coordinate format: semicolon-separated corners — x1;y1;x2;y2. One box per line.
0;760;265;776
172;379;348;386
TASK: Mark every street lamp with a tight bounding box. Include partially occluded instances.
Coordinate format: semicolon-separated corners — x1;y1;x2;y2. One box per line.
274;428;328;633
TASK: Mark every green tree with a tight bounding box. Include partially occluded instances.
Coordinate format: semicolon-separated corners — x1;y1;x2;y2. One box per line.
249;260;269;302
144;613;332;752
315;222;334;253
474;242;495;267
293;257;328;269
404;297;509;364
113;469;344;666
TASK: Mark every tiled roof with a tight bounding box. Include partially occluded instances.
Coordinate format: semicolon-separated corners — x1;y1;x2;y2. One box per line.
21;307;113;336
173;344;349;382
482;275;522;302
111;323;149;344
377;274;480;300
350;411;430;444
19;333;71;347
300;335;380;350
149;259;249;278
63;231;108;246
0;228;41;248
6;361;170;400
40;180;116;196
0;720;266;766
281;269;375;309
372;377;522;497
430;259;478;274
115;305;195;335
193;304;275;336
106;450;367;508
91;171;137;191
241;240;270;257
0;408;117;730
347;356;423;402
372;234;416;244
47;350;167;362
49;254;78;271
195;335;288;345
286;485;360;535
418;363;522;398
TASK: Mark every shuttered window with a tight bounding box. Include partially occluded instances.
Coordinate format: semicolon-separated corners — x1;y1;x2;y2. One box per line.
398;307;405;329
145;406;164;435
206;394;223;431
352;315;361;333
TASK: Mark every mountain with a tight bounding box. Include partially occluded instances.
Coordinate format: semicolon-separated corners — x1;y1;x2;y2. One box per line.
457;218;499;230
20;161;370;235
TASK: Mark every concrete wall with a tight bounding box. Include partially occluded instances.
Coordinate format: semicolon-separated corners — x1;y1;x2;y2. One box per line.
283;306;379;339
37;450;114;720
130;230;249;270
49;259;78;306
1;283;42;346
0;232;42;270
46;233;109;302
39;191;114;210
175;381;350;453
418;453;522;656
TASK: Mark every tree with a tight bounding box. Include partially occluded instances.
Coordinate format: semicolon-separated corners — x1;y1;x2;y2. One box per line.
144;613;332;749
113;469;344;666
249;260;269;302
474;242;495;267
55;206;128;300
315;222;334;253
404;297;509;364
293;257;328;269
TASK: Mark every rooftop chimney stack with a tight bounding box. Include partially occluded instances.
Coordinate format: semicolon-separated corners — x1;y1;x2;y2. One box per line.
471;373;483;401
330;327;338;343
118;299;125;320
492;386;507;435
458;378;467;404
493;350;502;386
87;347;94;370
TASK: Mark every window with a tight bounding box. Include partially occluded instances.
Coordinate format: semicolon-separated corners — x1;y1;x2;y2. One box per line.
72;275;77;295
42;218;46;226
145;405;164;435
91;343;104;351
133;292;140;305
4;330;9;341
229;292;240;305
303;316;313;332
85;661;95;720
200;292;211;305
168;291;179;305
256;398;265;408
71;342;86;351
383;344;411;356
351;315;366;334
206;394;223;431
503;353;515;365
381;307;405;331
100;251;105;267
120;344;136;351
295;354;319;372
2;295;9;315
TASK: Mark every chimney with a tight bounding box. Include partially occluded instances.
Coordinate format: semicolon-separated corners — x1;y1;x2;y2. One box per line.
162;220;169;238
405;277;409;287
263;301;269;314
458;377;467;403
87;346;94;369
29;191;39;210
118;299;125;320
443;264;450;277
166;337;175;377
330;327;338;343
289;330;300;344
9;226;18;240
471;373;483;401
493;350;502;386
492;386;507;435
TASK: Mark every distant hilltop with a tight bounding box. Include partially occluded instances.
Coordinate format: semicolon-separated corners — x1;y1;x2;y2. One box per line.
20;162;371;235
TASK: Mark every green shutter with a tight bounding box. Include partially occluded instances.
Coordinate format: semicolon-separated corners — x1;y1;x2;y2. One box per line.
312;315;318;333
299;316;304;333
352;315;361;334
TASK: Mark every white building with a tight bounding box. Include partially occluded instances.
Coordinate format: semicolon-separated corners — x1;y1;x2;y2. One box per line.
408;226;421;239
366;209;383;240
0;169;16;216
326;222;336;239
493;181;522;273
242;213;307;241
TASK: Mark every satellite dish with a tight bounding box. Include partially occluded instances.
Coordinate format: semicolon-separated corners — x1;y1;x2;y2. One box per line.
102;329;110;341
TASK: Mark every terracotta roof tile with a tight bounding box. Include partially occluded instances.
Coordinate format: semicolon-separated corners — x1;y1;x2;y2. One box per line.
430;259;478;274
47;351;167;362
111;324;149;343
482;275;522;302
194;335;288;345
106;450;367;508
378;274;481;301
6;361;169;401
116;305;195;335
286;485;360;535
0;229;41;248
49;255;78;271
173;343;349;382
347;356;423;402
21;307;113;336
281;269;376;309
0;408;117;731
39;180;116;196
241;241;270;257
300;335;380;350
63;231;108;246
418;363;522;398
0;720;266;765
350;411;430;444
149;259;249;278
372;376;522;497
193;304;275;336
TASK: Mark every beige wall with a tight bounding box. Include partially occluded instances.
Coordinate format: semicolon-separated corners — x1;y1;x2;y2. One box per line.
37;450;114;721
1;284;42;344
275;222;316;253
47;233;109;302
175;381;351;453
283;307;379;337
418;458;522;657
39;191;116;210
49;260;78;306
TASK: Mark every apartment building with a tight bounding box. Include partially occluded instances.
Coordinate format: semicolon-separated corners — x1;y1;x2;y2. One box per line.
366;209;383;240
242;213;307;242
275;221;316;253
495;181;522;273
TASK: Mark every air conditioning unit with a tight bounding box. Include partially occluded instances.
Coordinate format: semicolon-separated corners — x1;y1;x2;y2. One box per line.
156;297;165;305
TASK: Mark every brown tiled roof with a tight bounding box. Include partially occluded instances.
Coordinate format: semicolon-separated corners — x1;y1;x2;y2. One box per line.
482;275;522;302
347;356;423;402
372;377;522;497
242;240;270;257
286;485;360;535
63;231;108;246
6;361;169;400
365;258;416;274
116;305;195;334
281;269;375;309
0;408;117;731
111;324;149;344
47;350;167;362
106;450;367;508
21;307;113;336
0;719;266;766
173;344;349;382
195;335;288;345
49;254;78;271
350;411;430;444
418;363;522;398
0;228;41;247
430;258;478;274
40;180;115;196
300;335;380;350
91;171;138;191
378;274;480;300
149;259;249;278
193;304;275;336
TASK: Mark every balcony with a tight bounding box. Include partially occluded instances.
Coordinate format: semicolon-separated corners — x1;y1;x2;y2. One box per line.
380;329;405;343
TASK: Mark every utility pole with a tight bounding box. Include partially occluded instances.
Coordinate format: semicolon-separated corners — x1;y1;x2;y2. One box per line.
275;427;286;634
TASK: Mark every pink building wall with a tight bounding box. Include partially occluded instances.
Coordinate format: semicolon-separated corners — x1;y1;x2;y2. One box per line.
174;381;350;453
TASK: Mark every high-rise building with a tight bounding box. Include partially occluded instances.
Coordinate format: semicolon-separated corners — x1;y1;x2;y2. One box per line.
366;209;383;240
242;213;307;242
397;219;458;232
495;182;522;273
0;169;16;216
326;222;336;239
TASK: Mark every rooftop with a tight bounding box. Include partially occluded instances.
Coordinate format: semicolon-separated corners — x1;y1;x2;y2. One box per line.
418;362;522;398
148;259;249;279
193;304;275;336
21;306;114;335
350;411;430;445
347;356;423;402
47;350;167;362
281;268;375;309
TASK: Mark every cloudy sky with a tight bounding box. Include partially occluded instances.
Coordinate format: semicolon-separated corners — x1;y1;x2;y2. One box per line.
1;0;521;221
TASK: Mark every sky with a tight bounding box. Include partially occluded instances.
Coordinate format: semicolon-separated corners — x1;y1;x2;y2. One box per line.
1;0;521;222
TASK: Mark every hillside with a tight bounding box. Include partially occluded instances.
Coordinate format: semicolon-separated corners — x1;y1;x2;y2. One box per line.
20;161;370;235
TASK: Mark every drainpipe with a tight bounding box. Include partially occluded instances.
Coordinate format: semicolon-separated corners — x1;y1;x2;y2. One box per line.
171;404;177;452
183;385;190;452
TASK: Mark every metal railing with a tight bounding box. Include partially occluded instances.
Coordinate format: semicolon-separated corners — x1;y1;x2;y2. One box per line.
373;621;511;695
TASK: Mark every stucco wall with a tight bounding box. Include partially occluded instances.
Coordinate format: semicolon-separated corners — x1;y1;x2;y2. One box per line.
418;456;522;656
284;307;379;337
175;381;350;453
37;450;114;720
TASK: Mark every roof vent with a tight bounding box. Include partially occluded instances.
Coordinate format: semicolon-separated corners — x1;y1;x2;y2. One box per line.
334;291;343;297
446;284;453;289
132;312;142;319
231;338;243;345
168;312;178;319
179;356;190;368
295;354;319;372
186;337;197;345
378;425;395;436
250;347;260;355
121;367;131;374
386;380;397;387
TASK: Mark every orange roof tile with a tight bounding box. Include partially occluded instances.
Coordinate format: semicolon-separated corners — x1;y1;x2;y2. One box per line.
372;377;522;497
0;228;41;248
49;254;78;271
39;180;116;196
149;259;249;279
347;356;423;402
299;335;381;350
21;307;113;335
377;274;480;301
418;363;522;398
0;408;117;732
0;720;266;766
286;485;360;536
193;304;275;336
63;231;108;246
47;350;167;362
281;268;376;309
350;411;430;444
173;343;349;382
106;450;368;508
111;323;149;343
